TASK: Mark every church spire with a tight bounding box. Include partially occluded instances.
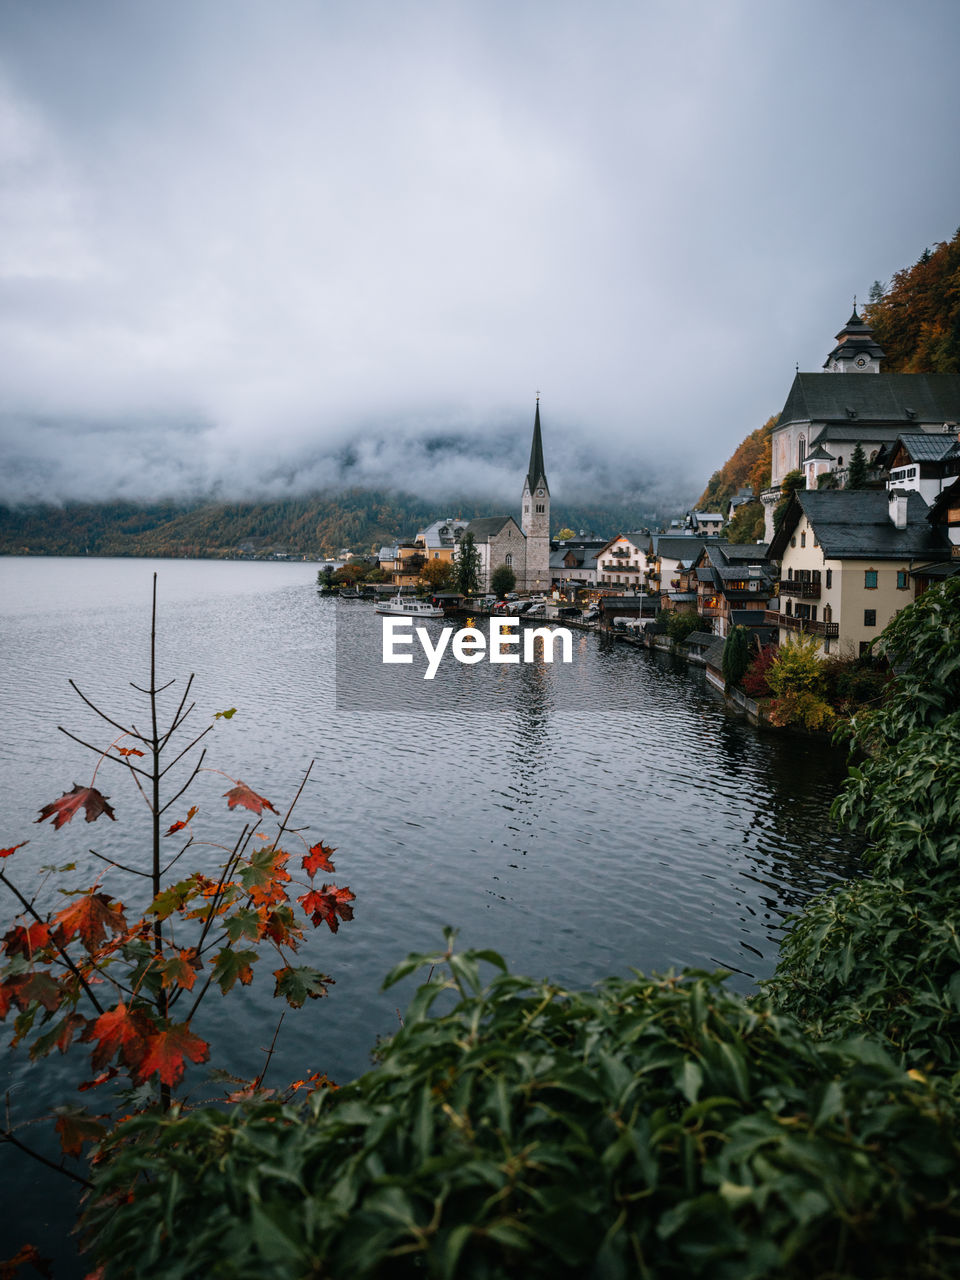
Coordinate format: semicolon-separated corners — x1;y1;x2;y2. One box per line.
526;396;548;493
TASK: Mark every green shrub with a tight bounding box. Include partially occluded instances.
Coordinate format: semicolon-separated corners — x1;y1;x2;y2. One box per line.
83;940;960;1280
665;610;702;645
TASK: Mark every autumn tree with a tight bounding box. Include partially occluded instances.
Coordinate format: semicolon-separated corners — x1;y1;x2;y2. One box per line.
420;559;454;591
773;470;805;531
0;576;353;1241
863;227;960;374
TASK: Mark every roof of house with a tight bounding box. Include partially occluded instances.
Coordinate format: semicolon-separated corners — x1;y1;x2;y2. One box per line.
887;432;960;463
417;518;470;549
650;535;708;561
768;489;953;561
776;372;960;431
465;516;521;542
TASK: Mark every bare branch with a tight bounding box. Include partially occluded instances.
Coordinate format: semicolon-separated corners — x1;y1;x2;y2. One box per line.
158;731;212;784
130;677;176;696
56;727;152;779
158;746;209;814
0;1125;94;1190
67;680;145;742
88;848;152;879
254;1012;286;1090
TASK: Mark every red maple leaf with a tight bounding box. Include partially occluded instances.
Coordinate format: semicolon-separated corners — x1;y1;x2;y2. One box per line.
165;805;198;837
83;1001;154;1072
52;892;127;953
2;920;52;958
136;1023;209;1087
297;883;355;933
112;746;145;757
0;971;62;1018
223;781;277;816
36;785;116;830
302;841;336;878
54;1106;108;1157
0;841;28;860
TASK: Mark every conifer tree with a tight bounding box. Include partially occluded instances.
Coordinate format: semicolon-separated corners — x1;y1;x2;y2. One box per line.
454;532;481;595
847;442;868;490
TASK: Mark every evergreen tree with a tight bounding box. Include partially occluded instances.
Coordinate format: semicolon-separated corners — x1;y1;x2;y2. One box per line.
721;626;751;688
454;532;481;596
847;442;868;490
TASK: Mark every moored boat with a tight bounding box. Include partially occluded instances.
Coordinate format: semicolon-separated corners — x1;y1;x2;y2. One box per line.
374;595;445;618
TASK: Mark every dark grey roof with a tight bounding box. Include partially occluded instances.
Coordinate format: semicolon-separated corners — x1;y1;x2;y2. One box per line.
650;535;707;561
667;592;697;602
768;489;953;561
729;610;775;627
804;444;835;462
777;373;960;430
889;432;960;463
465;516;518;542
703;639;726;670
684;631;718;647
720;542;770;559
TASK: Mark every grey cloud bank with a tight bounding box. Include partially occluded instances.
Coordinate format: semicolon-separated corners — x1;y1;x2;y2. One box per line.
1;0;959;506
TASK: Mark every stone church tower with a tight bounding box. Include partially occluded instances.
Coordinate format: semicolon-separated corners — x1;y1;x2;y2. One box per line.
521;398;550;591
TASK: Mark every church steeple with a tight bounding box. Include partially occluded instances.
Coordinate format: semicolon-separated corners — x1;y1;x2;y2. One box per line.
823;304;886;372
526;396;549;493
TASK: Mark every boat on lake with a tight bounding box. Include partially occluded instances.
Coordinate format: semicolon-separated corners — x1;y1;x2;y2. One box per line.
374;594;445;618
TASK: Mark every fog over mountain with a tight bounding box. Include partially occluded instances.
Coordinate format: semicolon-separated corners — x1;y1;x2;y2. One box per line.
1;1;959;511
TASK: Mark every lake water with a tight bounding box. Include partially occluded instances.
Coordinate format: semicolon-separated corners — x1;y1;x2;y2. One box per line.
0;557;863;1270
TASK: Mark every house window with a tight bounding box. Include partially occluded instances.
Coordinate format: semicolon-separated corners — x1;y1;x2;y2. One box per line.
800;532;806;547
825;569;832;589
536;503;545;514
790;537;796;548
864;609;877;627
785;600;793;616
798;435;806;467
897;570;910;589
505;554;512;566
864;570;878;589
524;505;529;514
787;567;793;580
859;641;871;657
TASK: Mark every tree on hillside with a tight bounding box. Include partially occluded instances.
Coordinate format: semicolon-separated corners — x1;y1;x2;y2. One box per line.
863;227;960;374
454;532;481;596
696;415;777;513
490;564;516;598
773;470;805;531
555;528;575;542
847;443;868;490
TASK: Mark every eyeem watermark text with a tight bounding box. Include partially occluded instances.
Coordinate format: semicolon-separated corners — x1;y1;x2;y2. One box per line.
382;617;574;680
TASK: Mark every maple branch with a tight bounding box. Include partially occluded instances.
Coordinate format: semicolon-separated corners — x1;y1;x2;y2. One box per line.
176;827;252;1018
253;1012;286;1090
67;680;146;743
274;759;315;844
160;673;197;744
0;1125;93;1190
160;838;194;878
56;727;152;779
88;848;152;879
158;742;210;807
0;870;105;1014
130;676;176;696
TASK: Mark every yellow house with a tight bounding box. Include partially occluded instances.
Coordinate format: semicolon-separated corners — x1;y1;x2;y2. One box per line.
767;489;952;656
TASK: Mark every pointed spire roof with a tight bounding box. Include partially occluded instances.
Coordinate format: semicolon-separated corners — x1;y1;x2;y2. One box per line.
526;397;548;493
823;304;886;369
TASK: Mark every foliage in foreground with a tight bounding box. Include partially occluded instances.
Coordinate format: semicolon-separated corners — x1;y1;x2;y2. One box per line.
83;938;960;1280
766;579;960;1066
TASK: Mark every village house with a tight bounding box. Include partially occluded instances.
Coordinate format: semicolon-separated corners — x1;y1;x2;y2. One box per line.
595;533;647;590
644;534;708;597
879;432;960;505
767;489;953;656
415;518;469;566
691;543;776;639
690;511;723;536
549;543;599;590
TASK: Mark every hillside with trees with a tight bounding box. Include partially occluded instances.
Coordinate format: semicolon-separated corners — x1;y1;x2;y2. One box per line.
864;225;960;373
0;491;667;559
695;415;774;543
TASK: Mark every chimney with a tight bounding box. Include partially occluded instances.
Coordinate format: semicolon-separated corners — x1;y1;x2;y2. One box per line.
889;493;908;530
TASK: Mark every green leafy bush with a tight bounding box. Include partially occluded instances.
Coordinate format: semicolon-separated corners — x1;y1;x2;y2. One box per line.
665;610;702;645
83;938;960;1280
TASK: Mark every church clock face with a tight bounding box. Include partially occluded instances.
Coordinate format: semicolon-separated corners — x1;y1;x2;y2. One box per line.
537;489;544;497
855;355;868;368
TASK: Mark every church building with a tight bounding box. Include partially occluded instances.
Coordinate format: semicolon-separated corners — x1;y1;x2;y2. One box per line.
465;399;552;593
763;308;960;538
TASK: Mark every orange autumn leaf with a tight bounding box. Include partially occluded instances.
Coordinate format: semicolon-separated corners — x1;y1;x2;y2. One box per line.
2;920;52;958
302;841;336;878
297;883;355;933
165;805;198;837
223;781;277;816
83;1001;153;1072
54;1106;108;1157
159;949;200;991
36;785;116;830
112;746;145;757
0;841;28;860
52;892;127;953
136;1023;209;1087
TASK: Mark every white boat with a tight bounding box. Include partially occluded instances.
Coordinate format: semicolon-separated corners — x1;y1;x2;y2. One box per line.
374;595;445;618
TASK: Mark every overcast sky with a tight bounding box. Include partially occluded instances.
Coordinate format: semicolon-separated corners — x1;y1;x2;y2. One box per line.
1;0;958;507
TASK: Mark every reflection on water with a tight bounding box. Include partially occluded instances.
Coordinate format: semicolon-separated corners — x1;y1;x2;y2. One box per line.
0;558;863;1271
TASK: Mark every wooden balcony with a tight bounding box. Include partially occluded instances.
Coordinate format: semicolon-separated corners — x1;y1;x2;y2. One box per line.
773;612;838;637
780;580;821;600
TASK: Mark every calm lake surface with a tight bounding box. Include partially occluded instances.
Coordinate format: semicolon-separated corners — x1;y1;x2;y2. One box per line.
0;557;863;1269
